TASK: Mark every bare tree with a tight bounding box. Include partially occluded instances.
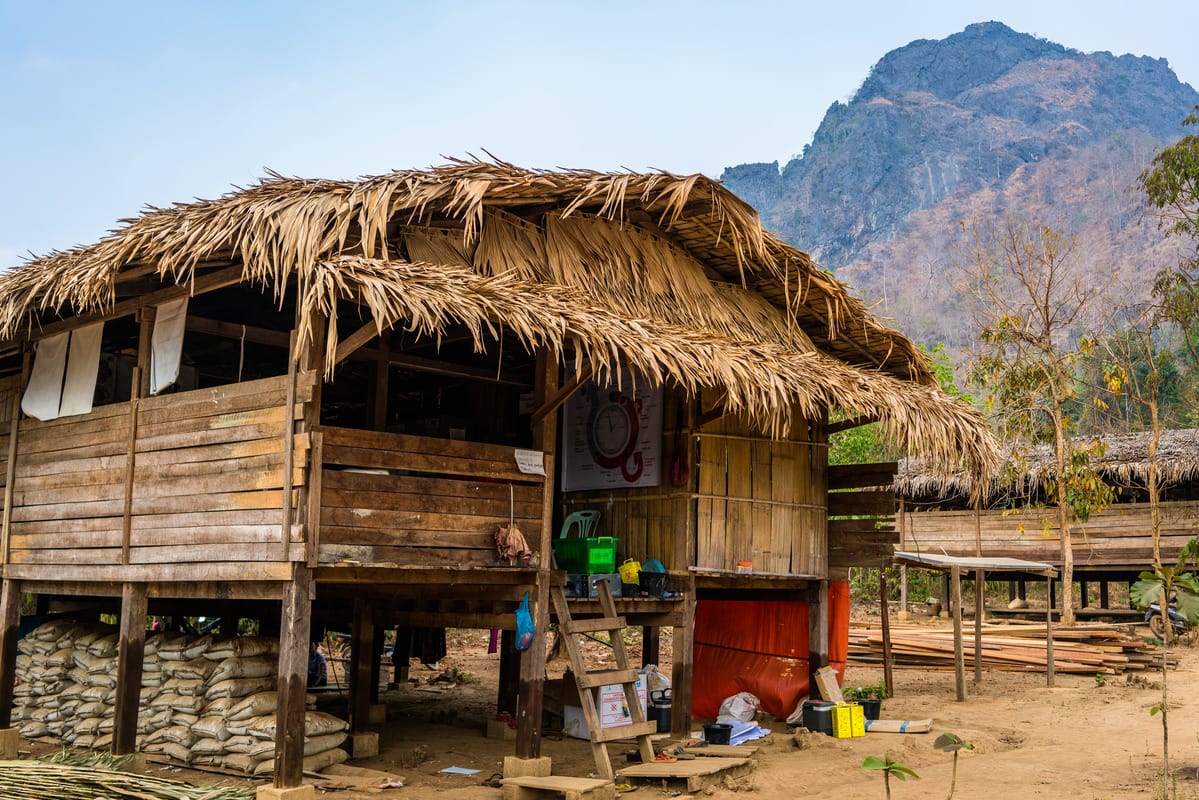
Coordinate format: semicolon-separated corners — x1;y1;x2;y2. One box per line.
961;219;1112;625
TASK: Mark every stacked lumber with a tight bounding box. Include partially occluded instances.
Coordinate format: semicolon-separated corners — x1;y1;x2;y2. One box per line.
848;622;1173;674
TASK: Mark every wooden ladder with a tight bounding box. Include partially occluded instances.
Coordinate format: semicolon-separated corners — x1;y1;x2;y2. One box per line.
550;581;656;779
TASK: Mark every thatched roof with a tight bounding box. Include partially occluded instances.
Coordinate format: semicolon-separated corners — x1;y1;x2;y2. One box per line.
0;159;998;477
895;428;1199;500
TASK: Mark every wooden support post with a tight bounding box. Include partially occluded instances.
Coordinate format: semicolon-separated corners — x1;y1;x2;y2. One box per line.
1048;579;1056;615
392;628;412;686
897;499;908;615
941;572;951;616
879;568;894;697
113;582;147;755
951;566;966;701
1099;581;1110;610
0;579;20;730
1018;580;1027;601
273;565;313;789
1045;574;1055;688
974;570;984;683
350;598;375;733
497;629;520;715
807;580;830;687
670;572;696;737
0;350;27;568
1080;580;1089;608
642;626;661;668
1008;581;1017;602
370;626;383;704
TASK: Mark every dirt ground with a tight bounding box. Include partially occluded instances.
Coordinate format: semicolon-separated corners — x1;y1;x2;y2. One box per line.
36;613;1199;800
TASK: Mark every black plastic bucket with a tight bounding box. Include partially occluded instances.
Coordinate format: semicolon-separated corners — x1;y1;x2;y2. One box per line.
703;722;733;745
801;700;835;735
859;698;881;720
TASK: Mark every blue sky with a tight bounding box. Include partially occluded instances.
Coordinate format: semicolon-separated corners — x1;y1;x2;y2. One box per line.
2;1;1196;269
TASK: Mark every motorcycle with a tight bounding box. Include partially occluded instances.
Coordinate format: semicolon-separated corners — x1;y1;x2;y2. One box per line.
1144;600;1191;638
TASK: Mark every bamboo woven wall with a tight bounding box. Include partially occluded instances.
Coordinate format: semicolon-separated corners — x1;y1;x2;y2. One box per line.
900;501;1199;568
694;413;826;577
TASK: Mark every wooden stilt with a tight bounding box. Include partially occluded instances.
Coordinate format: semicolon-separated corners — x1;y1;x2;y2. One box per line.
392;627;412;685
0;579;20;729
670;573;696;738
1048;579;1056;614
642;626;661;668
941;572;951;614
273;565;313;789
1099;581;1110;609
1080;580;1089;608
350;598;375;733
951;566;966;701
879;568;894;697
1046;574;1055;688
369;629;383;704
807;579;829;689
498;629;520;715
113;582;147;755
974;569;984;683
1018;580;1027;601
516;574;550;758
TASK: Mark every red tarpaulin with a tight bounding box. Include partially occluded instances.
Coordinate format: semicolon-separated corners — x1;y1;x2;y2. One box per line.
691;581;849;719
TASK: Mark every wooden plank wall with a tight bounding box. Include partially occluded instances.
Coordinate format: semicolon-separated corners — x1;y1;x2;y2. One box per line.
318;426;545;567
693;413;826;577
827;462;898;569
6;373;313;575
900;501;1199;568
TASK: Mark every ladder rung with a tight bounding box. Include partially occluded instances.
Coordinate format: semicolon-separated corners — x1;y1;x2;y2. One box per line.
577;668;639;689
562;616;626;634
591;720;658;743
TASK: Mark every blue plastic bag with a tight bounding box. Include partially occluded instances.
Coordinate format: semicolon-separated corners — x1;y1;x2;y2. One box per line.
515;591;535;651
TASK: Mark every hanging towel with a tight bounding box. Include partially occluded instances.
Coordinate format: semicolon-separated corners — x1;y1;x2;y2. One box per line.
58;322;103;417
151;297;188;395
21;332;70;421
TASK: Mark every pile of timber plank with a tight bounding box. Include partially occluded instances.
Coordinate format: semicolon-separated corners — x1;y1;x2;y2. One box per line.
848;622;1174;673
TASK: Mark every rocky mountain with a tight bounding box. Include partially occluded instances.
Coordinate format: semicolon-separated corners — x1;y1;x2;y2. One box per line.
722;22;1199;350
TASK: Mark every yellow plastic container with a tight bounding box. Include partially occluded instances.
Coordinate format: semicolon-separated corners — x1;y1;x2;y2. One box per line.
831;702;866;738
618;559;641;584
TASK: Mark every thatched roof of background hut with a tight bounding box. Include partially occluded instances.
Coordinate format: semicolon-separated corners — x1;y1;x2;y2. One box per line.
0;159;998;478
895;428;1199;501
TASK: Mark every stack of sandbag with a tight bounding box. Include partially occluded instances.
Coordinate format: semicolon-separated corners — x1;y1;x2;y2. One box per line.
12;621;347;774
12;621;121;748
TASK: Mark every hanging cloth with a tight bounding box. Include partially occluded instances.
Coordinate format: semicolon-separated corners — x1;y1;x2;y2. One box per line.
150;297;188;395
58;322;103;418
20;332;69;421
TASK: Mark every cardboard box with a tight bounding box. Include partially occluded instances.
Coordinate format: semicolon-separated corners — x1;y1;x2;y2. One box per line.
814;666;845;704
831;702;866;738
562;675;647;740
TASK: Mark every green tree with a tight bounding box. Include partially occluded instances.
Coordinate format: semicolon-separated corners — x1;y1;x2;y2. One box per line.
962;219;1113;625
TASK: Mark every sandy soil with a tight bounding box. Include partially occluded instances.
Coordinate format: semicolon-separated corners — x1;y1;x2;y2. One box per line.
33;615;1198;800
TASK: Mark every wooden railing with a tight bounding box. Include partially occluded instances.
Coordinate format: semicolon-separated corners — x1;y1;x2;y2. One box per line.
316;426;545;568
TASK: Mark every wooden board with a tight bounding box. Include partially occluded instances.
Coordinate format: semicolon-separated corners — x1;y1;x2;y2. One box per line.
619;756;752;792
682;743;760;757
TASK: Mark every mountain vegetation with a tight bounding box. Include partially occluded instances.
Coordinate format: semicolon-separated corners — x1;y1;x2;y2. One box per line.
722;21;1199;353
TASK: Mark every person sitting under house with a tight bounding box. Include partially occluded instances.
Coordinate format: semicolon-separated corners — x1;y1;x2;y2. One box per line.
308;641;328;687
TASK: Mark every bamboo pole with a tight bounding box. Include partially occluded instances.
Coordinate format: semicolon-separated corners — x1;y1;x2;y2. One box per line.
951;565;966;701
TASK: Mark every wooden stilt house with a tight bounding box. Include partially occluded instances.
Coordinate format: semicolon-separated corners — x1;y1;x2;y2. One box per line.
0;160;996;790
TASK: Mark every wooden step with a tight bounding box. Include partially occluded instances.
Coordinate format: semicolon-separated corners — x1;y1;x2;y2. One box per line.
501;775;616;800
576;668;638;689
590;720;658;743
620;756;753;793
561;616;626;634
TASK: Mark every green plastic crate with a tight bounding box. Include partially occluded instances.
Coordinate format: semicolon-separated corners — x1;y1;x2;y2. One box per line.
553;536;618;574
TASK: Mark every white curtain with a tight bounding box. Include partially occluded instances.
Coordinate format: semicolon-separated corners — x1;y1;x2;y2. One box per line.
20;332;69;421
150;297;188;395
59;322;104;417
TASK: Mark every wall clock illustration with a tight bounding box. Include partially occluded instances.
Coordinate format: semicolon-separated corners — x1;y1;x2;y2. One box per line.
586;387;644;482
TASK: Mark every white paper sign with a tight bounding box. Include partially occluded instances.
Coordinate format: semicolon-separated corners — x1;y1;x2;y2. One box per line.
514;449;546;476
561;369;663;492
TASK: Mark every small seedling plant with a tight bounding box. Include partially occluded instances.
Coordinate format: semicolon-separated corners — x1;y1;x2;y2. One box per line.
861;755;918;799
934;732;974;800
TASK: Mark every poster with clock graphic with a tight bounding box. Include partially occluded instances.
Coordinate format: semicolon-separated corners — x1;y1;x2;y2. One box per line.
561;369;663;492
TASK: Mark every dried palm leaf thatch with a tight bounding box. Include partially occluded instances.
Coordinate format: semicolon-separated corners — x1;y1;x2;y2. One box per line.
297;256;997;481
896;428;1199;501
0;759;255;800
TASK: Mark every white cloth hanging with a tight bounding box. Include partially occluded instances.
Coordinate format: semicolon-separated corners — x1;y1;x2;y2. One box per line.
58;322;103;417
150;296;188;395
20;332;69;421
